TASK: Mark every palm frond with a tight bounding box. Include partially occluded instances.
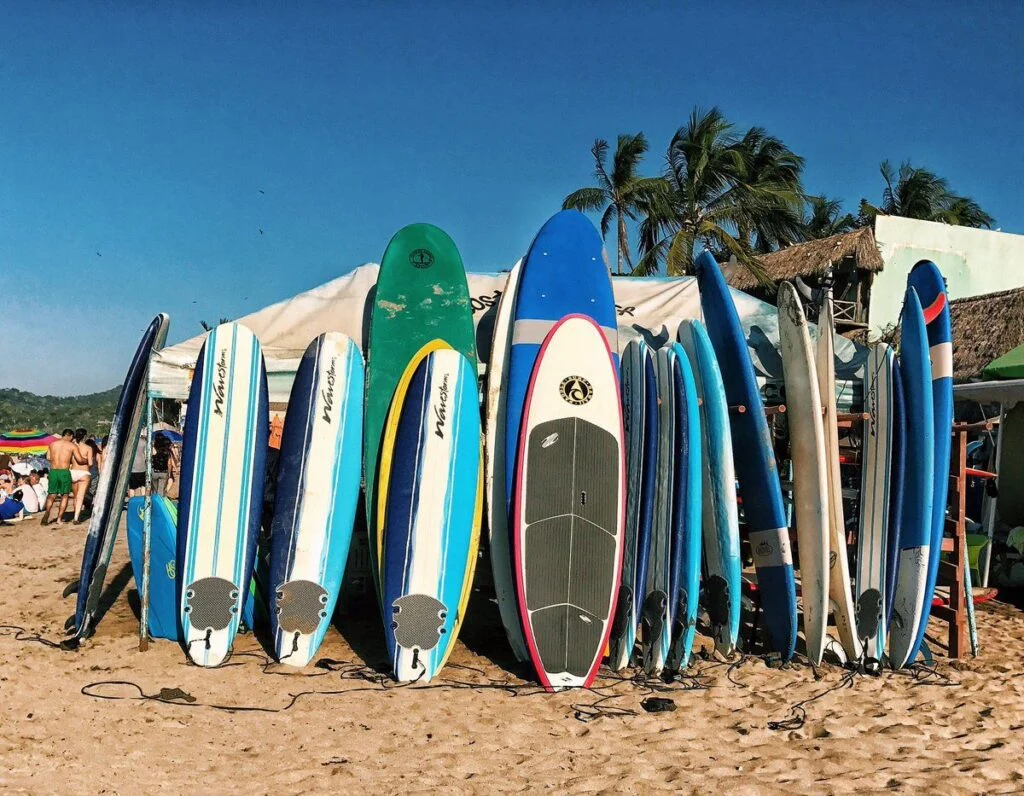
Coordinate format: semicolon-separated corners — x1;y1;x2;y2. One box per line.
562;187;607;213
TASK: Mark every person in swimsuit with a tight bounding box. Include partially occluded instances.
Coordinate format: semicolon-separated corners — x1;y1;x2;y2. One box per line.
42;429;77;526
70;428;95;525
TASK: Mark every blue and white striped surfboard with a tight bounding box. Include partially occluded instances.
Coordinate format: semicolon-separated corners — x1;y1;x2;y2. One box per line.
380;343;482;682
269;332;363;666
177;322;269;667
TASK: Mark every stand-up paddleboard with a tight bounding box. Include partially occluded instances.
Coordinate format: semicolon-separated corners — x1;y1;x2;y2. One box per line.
70;314;169;641
127;495;179;642
776;283;829;665
816;293;861;662
177;322;269;667
693;250;797;659
889;289;935;668
643;347;676;675
365;224;476;604
609;340;657;671
908;260;953;662
885;359;906;628
856;343;895;671
667;342;702;671
379;342;482;682
269;333;363;666
678;320;741;655
484;263;529;663
514;314;624;691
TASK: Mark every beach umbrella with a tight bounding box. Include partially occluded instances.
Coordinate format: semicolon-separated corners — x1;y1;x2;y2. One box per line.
0;430;58;455
983;342;1024;380
154;429;183;444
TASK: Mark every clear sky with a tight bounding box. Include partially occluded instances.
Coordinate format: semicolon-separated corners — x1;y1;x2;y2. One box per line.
2;1;1021;395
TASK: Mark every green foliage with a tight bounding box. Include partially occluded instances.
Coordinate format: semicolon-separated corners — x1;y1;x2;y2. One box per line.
0;386;121;435
804;195;858;239
200;317;233;332
860;160;995;229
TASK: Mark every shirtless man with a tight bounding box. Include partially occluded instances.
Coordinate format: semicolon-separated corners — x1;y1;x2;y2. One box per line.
70;428;95;524
42;428;76;526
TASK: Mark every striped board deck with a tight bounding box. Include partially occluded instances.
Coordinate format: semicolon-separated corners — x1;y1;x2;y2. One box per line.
907;260;953;663
888;288;935;669
694;250;797;659
484;263;529;662
514;314;625;691
177;322;269;667
269;333;363;666
71;314;169;641
816;294;861;662
608;340;657;671
379;342;482;682
856;343;895;670
666;342;702;671
642;347;676;675
884;357;906;628
776;283;829;665
677;320;741;656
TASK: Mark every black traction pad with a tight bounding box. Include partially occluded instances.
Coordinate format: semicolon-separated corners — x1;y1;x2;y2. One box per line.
183;577;239;632
391;594;447;651
276;580;329;636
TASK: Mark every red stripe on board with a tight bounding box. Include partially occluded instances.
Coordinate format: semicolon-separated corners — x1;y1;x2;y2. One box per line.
921;292;947;325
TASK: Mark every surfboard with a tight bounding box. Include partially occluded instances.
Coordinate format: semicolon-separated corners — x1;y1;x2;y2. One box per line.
379;342;482;682
177;322;269;667
856;343;895;670
888;288;935;669
885;357;906;628
693;250;797;659
484;263;529;662
365;224;476;605
907;260;953;663
269;333;363;666
514;314;624;691
677;319;741;656
71;314;169;640
815;293;861;662
127;495;179;642
642;347;676;676
608;340;657;671
776;283;829;665
667;342;702;671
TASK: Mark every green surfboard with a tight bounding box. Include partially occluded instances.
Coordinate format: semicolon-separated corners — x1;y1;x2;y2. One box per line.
364;223;477;600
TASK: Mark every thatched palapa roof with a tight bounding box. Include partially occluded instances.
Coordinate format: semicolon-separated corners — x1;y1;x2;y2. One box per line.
950;286;1024;381
728;226;884;290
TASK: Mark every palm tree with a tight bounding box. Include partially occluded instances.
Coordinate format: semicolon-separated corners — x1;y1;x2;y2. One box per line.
636;107;806;277
859;160;994;228
562;133;662;274
804;195;857;239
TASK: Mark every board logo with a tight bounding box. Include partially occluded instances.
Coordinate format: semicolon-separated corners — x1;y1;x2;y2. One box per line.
213;348;228;417
166;560;176;579
433;372;450;439
756;541;774;560
559;376;593;405
409;248;434;269
321;356;337;424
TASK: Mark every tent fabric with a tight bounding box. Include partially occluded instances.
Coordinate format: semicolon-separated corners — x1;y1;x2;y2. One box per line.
982;343;1024;381
149;263;862;407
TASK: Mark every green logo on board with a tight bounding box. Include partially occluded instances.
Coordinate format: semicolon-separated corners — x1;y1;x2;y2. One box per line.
409;248;434;269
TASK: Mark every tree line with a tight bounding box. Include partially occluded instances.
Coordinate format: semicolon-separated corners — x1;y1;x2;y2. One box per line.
563;106;995;278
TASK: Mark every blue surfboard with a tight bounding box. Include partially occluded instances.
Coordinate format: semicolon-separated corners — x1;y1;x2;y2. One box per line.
667;342;702;671
609;340;658;671
127;496;179;641
269;333;363;666
907;261;953;662
693;250;797;659
885;357;906;628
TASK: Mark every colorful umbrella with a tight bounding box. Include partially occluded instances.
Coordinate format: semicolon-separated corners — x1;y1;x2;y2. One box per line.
0;430;58;455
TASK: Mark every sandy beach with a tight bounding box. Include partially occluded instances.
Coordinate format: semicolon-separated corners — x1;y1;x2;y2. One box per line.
2;514;1023;794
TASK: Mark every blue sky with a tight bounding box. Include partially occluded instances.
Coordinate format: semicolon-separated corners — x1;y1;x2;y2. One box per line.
2;1;1021;395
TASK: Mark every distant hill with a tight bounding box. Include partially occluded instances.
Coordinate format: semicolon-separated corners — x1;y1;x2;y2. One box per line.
0;386;122;434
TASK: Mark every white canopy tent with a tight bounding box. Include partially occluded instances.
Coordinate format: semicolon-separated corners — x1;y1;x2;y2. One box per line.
149;263;863;406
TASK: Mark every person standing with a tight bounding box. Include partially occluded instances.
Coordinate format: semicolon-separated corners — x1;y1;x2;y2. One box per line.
70;428;94;524
42;429;76;526
151;434;178;497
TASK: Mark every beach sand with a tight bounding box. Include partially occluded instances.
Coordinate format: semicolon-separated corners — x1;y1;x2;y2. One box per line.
2;513;1023;794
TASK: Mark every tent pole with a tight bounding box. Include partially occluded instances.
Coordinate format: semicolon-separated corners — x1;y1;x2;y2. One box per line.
980;405;1005;587
139;394;154;652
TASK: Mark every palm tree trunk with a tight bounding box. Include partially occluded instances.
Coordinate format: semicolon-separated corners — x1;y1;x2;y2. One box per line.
616;209;625;275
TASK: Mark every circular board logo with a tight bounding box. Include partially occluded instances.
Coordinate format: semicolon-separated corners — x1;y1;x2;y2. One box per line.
559;375;593;405
409;248;434;269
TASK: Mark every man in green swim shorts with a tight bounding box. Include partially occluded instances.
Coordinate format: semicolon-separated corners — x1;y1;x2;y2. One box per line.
42;428;76;526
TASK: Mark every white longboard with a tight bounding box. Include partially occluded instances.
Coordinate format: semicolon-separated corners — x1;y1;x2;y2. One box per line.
815;294;861;661
777;283;829;665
